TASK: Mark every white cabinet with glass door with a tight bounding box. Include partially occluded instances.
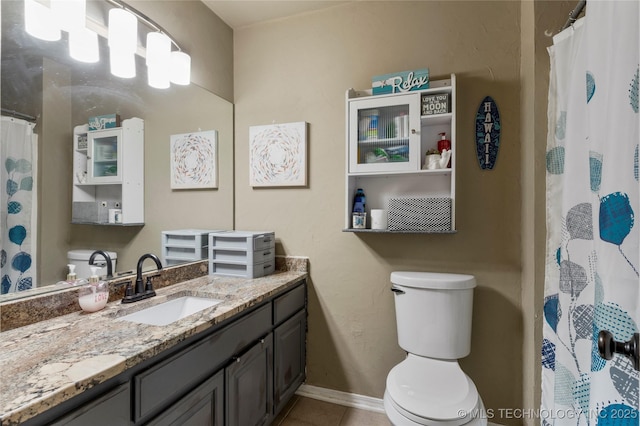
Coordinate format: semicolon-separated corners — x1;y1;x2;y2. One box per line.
348;94;421;173
87;128;123;184
72;117;144;225
345;74;456;232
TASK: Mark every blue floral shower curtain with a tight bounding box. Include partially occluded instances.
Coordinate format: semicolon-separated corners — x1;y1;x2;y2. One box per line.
543;1;640;424
0;117;37;294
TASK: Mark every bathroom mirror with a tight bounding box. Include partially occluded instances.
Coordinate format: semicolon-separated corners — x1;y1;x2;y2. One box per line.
0;0;234;300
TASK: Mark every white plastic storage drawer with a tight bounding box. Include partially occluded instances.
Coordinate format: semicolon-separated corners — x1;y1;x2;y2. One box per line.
210;247;274;264
162;229;224;266
209;260;276;278
209;231;275;251
208;231;276;278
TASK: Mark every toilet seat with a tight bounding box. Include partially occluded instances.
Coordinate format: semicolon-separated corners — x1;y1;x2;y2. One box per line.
386;355;480;425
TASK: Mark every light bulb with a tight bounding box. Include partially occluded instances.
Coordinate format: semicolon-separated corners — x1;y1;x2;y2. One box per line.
147;65;170;89
69;27;99;63
146;32;171;66
170;51;191;85
108;8;137;53
51;0;86;32
110;50;136;79
24;0;61;41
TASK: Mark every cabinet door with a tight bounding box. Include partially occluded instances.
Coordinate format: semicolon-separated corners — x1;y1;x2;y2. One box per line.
348;94;421;173
147;370;224;426
87;128;122;184
51;383;130;426
273;309;306;416
225;334;273;426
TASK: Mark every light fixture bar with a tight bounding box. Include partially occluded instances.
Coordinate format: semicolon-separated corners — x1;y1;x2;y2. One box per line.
104;0;184;52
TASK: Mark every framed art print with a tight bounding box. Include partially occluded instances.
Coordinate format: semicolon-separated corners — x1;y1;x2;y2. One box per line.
249;122;307;187
170;130;218;189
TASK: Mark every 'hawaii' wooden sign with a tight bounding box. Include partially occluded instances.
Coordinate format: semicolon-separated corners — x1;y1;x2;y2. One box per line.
372;69;429;95
475;96;501;170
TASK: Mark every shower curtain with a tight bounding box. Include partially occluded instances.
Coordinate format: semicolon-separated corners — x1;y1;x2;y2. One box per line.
0;117;38;294
543;1;640;424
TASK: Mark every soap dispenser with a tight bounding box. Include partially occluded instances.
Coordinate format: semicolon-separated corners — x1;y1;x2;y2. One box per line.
66;264;78;285
78;266;109;313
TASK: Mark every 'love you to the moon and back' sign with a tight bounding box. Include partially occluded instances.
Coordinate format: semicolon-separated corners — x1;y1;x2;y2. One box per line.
475;96;501;170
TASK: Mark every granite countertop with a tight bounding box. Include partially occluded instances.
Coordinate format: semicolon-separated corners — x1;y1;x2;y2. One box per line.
0;269;307;425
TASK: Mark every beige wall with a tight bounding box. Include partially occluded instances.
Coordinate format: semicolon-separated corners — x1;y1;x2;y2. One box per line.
234;1;532;421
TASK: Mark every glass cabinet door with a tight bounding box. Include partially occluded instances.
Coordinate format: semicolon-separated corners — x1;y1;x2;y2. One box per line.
348;94;420;173
87;128;122;183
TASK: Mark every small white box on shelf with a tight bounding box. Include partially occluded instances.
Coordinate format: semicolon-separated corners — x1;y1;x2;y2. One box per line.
208;231;276;278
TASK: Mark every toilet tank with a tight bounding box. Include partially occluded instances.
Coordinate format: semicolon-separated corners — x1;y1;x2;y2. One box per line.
68;250;118;280
390;272;476;359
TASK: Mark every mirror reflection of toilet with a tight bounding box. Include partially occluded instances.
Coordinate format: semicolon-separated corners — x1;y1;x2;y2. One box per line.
384;272;486;426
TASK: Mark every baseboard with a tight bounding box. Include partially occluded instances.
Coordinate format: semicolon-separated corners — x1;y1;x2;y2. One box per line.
295;384;385;413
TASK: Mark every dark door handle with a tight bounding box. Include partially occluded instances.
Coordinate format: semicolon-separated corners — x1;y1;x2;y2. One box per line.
597;330;640;371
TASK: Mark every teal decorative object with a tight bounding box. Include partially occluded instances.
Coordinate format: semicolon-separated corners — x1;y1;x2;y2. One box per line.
371;69;429;95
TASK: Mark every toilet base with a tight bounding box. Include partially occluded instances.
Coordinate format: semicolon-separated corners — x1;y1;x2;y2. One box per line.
384;390;487;426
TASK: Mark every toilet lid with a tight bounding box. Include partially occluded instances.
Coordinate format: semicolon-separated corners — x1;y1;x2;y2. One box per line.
386;355;479;423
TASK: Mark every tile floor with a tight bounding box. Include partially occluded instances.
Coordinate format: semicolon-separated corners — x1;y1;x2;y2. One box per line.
273;395;391;426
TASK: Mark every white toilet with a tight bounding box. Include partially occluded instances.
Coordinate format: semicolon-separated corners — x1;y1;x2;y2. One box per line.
384;271;486;426
67;249;118;279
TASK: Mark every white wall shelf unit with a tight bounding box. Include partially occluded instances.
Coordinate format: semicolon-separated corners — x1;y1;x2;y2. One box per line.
72;117;144;226
344;74;457;233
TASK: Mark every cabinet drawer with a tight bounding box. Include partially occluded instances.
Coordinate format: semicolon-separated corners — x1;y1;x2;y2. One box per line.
164;246;208;260
146;370;224;426
273;283;306;325
162;229;215;247
253;233;275;250
209;259;275;279
209;247;274;263
209;231;275;250
52;383;130;426
134;303;271;422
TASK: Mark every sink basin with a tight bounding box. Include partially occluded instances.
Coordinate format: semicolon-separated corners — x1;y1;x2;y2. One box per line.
118;296;223;326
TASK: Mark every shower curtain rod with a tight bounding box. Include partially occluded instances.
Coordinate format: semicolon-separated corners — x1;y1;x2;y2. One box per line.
561;0;587;31
1;108;37;123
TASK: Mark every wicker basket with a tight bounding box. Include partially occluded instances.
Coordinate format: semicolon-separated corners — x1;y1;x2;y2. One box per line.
387;197;452;231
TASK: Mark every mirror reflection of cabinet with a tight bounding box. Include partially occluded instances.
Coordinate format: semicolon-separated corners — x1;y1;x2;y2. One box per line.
72;118;144;225
88;129;123;183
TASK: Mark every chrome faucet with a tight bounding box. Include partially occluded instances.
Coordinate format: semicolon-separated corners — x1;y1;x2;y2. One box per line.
121;253;163;304
88;250;113;279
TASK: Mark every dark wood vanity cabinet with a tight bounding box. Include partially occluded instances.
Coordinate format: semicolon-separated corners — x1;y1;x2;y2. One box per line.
30;280;306;426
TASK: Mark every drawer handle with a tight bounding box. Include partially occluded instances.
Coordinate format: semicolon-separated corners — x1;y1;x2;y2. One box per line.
264;264;272;269
263;251;271;256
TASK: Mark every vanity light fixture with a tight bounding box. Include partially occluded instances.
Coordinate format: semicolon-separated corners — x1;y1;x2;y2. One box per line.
23;0;191;87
